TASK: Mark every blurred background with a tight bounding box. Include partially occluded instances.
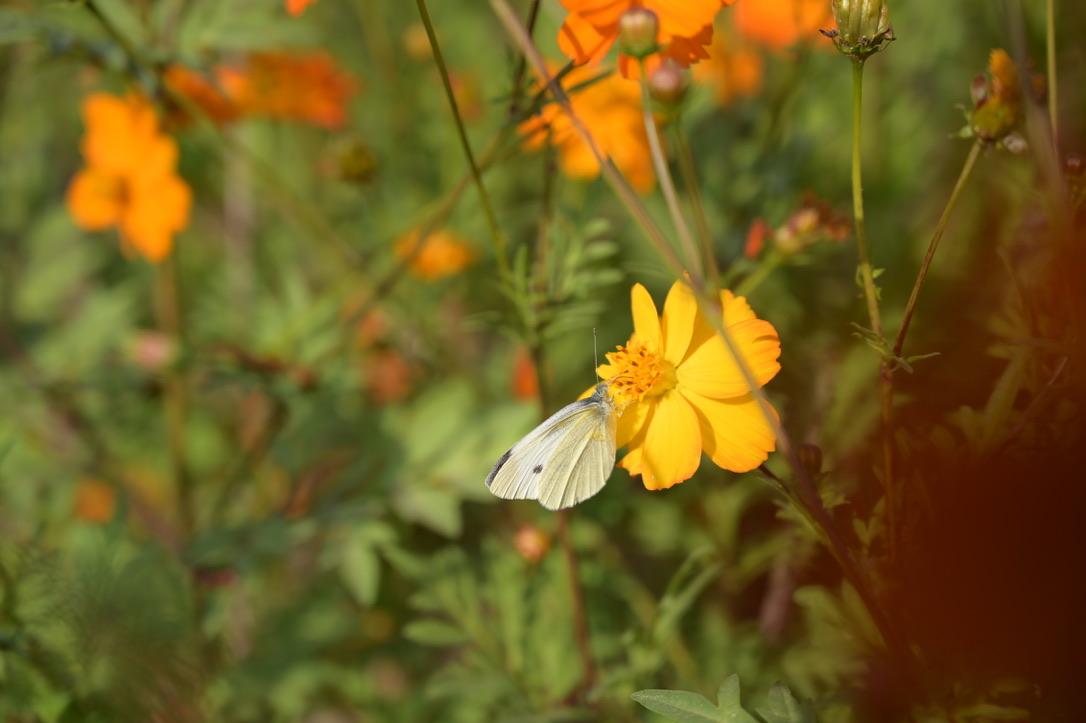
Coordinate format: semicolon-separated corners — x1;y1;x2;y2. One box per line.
1;0;1084;721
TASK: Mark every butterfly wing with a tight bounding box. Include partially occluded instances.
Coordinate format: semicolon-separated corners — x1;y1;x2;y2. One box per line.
486;389;616;510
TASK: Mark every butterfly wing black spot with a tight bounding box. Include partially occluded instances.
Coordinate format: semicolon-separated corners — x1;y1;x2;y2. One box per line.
532;464;544;474
485;449;513;488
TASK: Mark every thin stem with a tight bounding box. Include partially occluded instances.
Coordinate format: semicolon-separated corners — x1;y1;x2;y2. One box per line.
850;61;883;338
673;125;719;282
850;58;897;556
415;0;510;277
154;257;193;536
734;250;784;298
892;140;983;358
638;65;703;281
1046;0;1058;142
508;0;543;117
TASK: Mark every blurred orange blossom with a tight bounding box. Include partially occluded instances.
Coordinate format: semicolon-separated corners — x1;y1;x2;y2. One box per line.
394;228;475;280
66;93;191;262
285;0;317;16
694;29;764;104
599;282;780;490
559;0;736;78
733;0;833;50
520;66;654;193
166;51;356;129
74;479;116;524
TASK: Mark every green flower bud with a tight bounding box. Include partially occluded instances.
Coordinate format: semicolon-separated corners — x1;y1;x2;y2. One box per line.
618;7;659;59
827;0;893;61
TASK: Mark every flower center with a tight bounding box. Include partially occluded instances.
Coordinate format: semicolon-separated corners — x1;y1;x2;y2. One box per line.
605;339;676;407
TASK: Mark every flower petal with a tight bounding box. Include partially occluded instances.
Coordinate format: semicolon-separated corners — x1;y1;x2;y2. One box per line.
677;318;781;399
681;388;776;472
557;11;615;65
636;389;701;490
615;398;650;447
66;169;124;230
630;283;662;354
680;289;758;365
661;281;698;365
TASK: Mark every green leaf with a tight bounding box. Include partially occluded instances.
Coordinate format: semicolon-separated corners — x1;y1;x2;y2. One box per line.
756;683;816;723
339;533;380;606
631;690;724;723
716;676;758;722
403;619;470;647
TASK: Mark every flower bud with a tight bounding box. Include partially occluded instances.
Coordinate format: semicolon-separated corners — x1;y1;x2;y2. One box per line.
617;7;659;59
828;0;893;61
648;59;687;106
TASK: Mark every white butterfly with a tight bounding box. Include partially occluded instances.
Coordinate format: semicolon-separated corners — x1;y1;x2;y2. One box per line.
485;382;617;510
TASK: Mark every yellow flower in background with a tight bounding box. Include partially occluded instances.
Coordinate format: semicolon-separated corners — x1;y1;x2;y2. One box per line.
394;228;474;280
600;281;781;490
520;65;654;193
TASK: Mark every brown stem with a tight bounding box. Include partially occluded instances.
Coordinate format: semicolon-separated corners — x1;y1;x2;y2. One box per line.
154;257;193;536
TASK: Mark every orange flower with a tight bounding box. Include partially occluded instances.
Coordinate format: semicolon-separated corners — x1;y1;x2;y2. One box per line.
520;66;654;192
694;29;763;104
286;0;317;16
394;229;474;280
163;65;243;124
74;479;116;524
733;0;832;50
168;52;356;129
511;347;540;401
218;52;356;129
559;0;734;77
67;93;191;262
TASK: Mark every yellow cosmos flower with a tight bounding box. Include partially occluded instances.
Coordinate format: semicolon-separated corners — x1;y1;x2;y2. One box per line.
599;281;781;490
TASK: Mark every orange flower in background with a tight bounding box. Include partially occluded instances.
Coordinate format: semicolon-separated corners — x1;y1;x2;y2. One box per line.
511;347;540;401
67;93;191;262
598;281;780;490
733;0;832;50
167;51;356;129
163;65;242;124
520;66;654;192
559;0;735;77
219;52;355;128
286;0;317;16
74;479;116;524
394;229;474;280
694;30;763;104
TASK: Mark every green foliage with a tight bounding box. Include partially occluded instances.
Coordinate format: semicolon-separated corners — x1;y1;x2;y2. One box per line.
1;0;1083;720
633;675;813;723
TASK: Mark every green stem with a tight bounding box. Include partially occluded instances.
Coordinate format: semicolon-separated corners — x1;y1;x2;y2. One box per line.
673;125;719;282
1046;0;1058;142
734;250;784;297
638;65;703;281
850;60;882;338
415;0;509;277
850;59;898;559
892;140;983;359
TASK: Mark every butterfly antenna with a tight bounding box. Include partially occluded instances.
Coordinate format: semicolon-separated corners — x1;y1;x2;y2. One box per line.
592;327;600;386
